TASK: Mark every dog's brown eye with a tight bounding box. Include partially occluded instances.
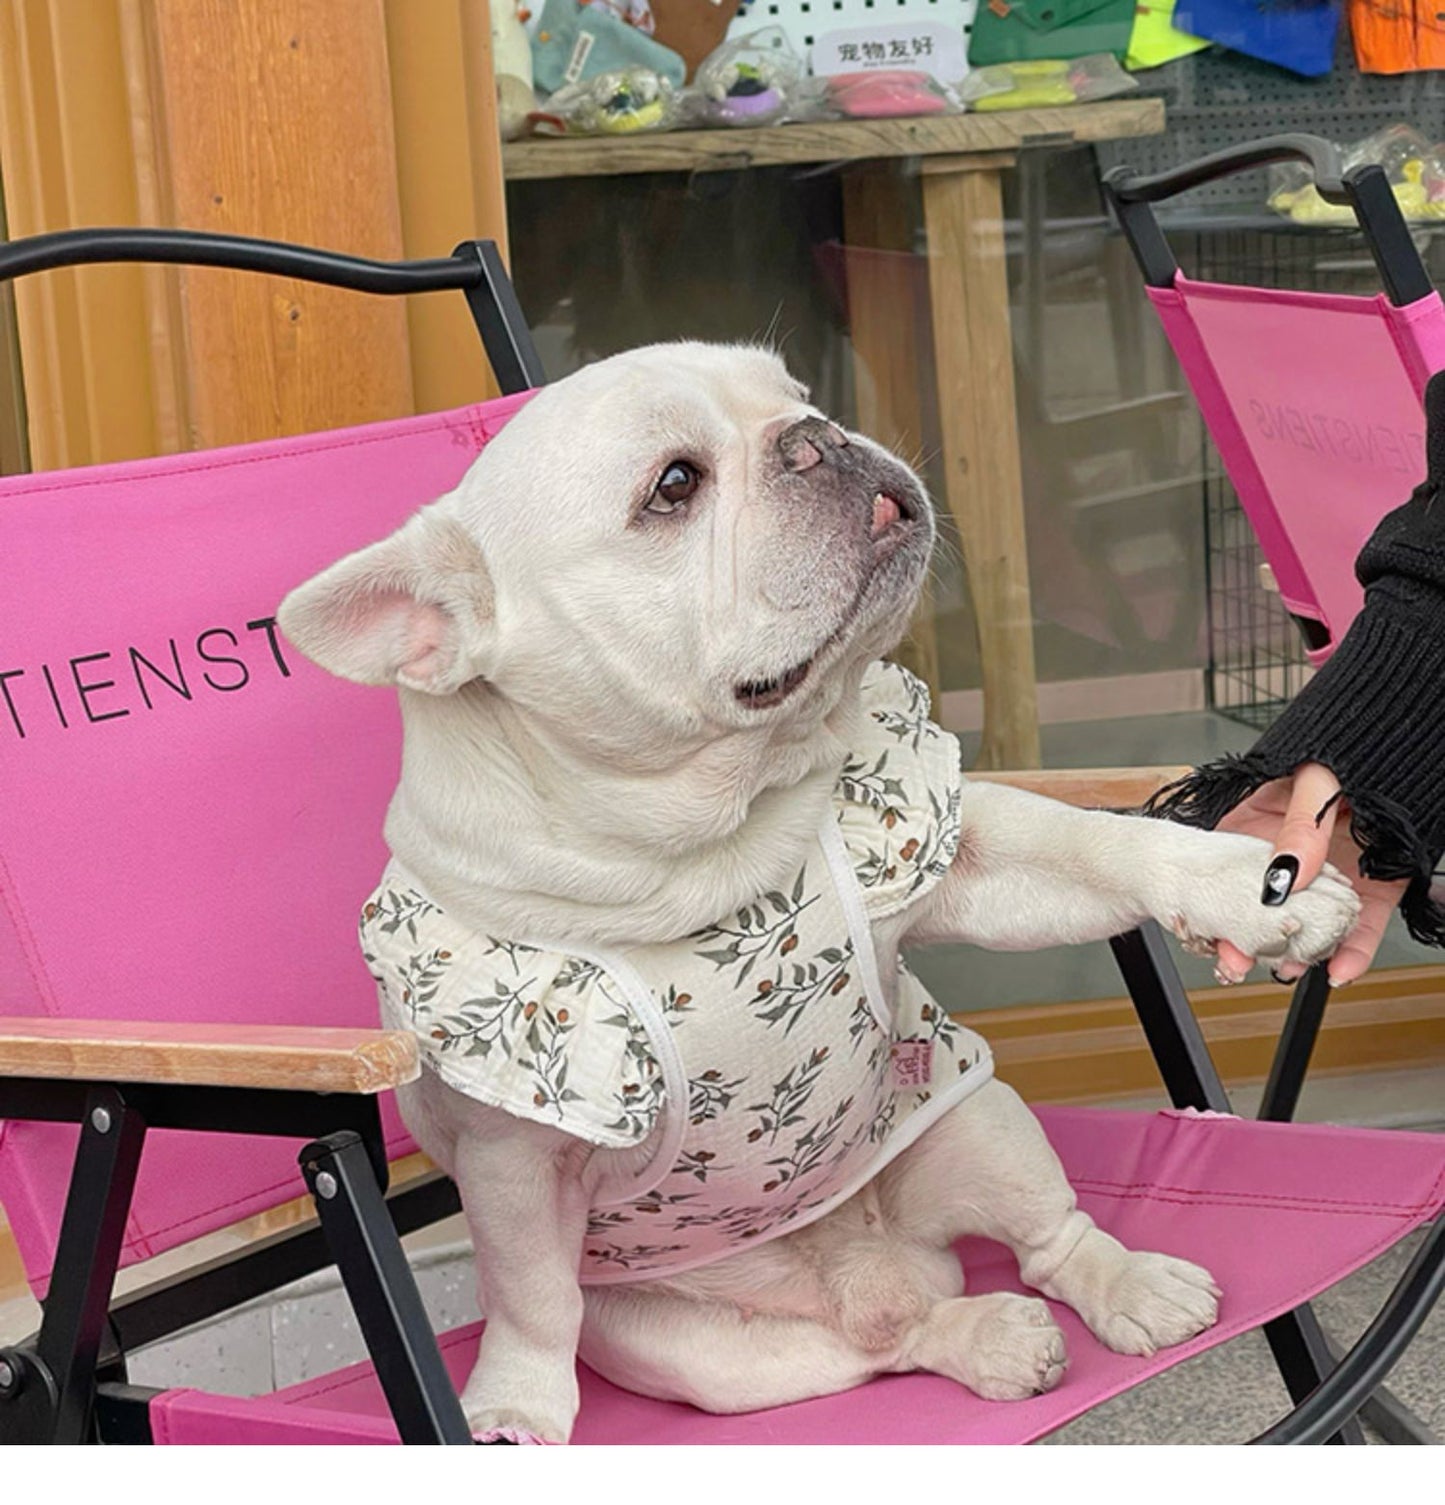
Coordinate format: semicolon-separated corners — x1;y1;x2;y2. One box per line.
648;460;702;514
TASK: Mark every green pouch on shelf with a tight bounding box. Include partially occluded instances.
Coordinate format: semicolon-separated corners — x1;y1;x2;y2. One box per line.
532;0;687;95
967;0;1139;67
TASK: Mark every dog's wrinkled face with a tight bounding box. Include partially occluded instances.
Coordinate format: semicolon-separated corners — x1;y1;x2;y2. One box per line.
279;343;934;764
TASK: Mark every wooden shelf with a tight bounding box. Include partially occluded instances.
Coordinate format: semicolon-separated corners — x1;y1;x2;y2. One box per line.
504;99;1166;180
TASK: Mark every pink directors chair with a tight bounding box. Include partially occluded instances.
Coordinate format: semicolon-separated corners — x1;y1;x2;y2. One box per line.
0;228;1442;1445
1105;133;1445;665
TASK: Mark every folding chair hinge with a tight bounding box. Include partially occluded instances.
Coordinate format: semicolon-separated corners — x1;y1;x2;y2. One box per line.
0;1344;61;1445
449;240;547;396
302;1123;389;1194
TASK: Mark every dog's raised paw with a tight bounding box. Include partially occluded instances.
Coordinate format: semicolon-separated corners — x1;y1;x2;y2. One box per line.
1082;1250;1220;1358
1168;835;1360;971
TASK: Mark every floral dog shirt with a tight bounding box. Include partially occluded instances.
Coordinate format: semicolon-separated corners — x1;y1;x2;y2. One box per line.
360;660;993;1283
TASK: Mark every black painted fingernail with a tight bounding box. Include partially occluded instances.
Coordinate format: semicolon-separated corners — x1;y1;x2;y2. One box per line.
1261;856;1299;906
1270;968;1292;986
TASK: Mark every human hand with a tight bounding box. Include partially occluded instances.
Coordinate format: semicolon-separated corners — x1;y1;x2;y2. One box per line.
1211;763;1407;987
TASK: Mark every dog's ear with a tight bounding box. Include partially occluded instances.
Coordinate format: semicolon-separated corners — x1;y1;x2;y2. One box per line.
277;504;496;694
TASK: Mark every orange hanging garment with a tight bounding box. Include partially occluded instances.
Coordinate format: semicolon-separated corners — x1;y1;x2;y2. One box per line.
1350;0;1445;73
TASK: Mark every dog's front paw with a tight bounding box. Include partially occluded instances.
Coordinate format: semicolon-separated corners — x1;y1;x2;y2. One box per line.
1074;1250;1221;1358
1165;832;1359;972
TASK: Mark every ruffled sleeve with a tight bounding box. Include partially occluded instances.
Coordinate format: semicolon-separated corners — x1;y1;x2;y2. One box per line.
358;872;665;1149
834;660;964;920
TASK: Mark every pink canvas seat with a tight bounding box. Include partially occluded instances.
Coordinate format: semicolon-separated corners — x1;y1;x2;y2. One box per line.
148;1108;1445;1445
2;227;1443;1446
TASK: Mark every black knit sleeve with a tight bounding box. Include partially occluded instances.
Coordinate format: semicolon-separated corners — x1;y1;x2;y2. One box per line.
1147;373;1445;946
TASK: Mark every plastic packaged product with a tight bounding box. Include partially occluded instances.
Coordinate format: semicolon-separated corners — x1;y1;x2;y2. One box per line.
960;54;1138;111
530;67;678;135
1350;123;1433;181
822;69;958;119
492;0;536;143
1266;124;1445;224
1125;0;1211;71
688;26;801;127
1350;0;1445;75
967;0;1137;68
1425;148;1445;219
1265;180;1359;225
1171;0;1343;78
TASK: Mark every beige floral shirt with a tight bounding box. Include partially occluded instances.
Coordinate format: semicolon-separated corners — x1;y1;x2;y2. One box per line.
360;661;992;1283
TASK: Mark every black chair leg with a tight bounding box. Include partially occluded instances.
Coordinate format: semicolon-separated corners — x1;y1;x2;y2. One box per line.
0;1085;147;1444
1109;925;1231;1111
300;1131;474;1444
1258;965;1331;1123
1321;1335;1442;1445
1109;926;1367;1444
1255;965;1441;1442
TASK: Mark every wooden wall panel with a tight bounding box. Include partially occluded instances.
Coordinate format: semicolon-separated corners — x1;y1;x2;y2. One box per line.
136;0;414;449
0;0;164;469
0;0;511;468
384;0;509;410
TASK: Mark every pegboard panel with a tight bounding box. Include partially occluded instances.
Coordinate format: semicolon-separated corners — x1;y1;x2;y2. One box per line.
1098;34;1445;213
727;0;978;70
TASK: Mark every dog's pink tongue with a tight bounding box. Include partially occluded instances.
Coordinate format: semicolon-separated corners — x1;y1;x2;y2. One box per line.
871;493;901;536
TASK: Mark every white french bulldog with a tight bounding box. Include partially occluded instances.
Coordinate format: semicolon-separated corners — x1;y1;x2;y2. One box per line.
278;344;1359;1443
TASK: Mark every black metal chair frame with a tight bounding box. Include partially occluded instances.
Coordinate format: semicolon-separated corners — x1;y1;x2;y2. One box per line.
0;228;1440;1447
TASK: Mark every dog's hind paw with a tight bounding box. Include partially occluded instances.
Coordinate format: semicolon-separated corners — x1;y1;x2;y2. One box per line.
912;1292;1069;1401
473;1424;553;1445
465;1404;569;1445
1079;1250;1221;1358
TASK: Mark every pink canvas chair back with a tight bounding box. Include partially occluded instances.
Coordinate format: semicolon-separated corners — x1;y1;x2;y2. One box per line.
1146;275;1445;662
0;393;531;1292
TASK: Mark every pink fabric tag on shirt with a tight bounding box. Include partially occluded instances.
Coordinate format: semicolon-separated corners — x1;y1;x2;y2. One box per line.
890;1038;933;1089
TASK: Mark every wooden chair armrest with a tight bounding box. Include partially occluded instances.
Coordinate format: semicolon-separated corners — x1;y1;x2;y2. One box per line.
0;1018;419;1095
971;766;1189;810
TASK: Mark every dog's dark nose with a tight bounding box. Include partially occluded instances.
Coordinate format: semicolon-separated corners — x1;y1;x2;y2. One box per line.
778;416;849;474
